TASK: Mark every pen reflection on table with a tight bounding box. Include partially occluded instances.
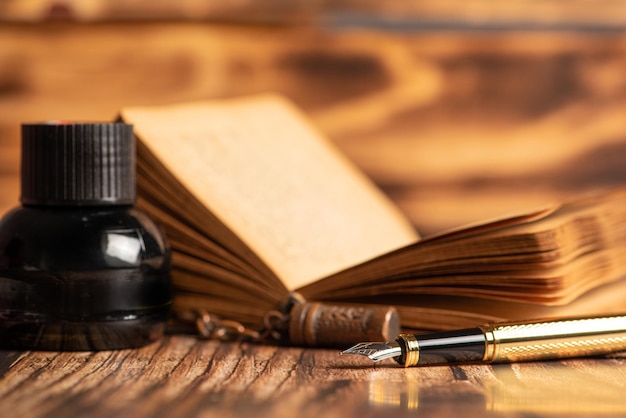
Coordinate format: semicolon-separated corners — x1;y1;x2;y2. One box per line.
366;359;626;414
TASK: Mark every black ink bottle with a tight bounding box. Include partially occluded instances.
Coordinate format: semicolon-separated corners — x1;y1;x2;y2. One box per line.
0;122;172;350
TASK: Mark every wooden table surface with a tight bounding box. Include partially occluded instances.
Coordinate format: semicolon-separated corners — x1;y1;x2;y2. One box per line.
2;18;626;418
3;336;626;418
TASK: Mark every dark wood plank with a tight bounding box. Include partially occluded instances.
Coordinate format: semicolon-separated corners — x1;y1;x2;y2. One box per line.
0;351;22;380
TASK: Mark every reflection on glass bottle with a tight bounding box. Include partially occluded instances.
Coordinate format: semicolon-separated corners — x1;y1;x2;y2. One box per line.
102;229;144;266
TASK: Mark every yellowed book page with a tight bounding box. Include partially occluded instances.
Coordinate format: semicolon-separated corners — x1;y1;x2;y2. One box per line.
303;188;626;298
394;275;626;331
121;94;418;290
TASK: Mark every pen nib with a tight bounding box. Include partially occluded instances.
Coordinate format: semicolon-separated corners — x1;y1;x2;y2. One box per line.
341;341;402;362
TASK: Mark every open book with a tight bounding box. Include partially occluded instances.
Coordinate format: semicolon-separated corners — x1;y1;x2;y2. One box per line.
120;94;626;337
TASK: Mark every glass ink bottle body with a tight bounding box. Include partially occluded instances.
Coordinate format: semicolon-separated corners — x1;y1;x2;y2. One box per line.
0;123;172;350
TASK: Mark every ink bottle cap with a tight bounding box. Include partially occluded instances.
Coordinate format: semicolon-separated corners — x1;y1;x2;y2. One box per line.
21;122;136;206
0;122;172;350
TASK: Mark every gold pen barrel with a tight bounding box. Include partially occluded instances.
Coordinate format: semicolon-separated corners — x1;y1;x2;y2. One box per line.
481;314;626;363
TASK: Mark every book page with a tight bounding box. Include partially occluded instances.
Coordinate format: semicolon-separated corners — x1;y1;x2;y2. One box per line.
391;275;626;331
121;95;418;290
301;188;626;305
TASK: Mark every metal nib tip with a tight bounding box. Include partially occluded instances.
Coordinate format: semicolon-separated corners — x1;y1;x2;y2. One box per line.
341;341;402;362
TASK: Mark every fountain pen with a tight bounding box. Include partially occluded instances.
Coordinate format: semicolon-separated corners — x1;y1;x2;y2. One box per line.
341;314;626;367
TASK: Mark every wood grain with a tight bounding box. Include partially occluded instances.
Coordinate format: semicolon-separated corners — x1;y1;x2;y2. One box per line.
1;23;625;233
2;336;626;418
2;0;626;28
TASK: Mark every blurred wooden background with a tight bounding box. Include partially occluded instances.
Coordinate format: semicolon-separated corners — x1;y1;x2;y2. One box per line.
0;1;625;236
